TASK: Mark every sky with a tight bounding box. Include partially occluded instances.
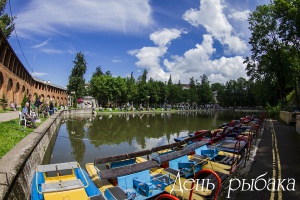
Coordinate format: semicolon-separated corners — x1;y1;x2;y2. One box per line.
7;0;270;88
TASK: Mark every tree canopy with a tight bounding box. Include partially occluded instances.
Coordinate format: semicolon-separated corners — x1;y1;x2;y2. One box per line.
0;0;15;38
245;0;300;107
67;52;87;99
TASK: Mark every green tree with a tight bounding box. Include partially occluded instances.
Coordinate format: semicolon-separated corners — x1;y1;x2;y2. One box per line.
125;72;138;106
137;69;149;106
92;66;104;78
245;3;295;106
211;82;225;105
0;0;15;38
67;52;87;102
198;74;213;105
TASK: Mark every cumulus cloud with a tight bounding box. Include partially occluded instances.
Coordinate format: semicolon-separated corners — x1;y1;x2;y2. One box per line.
15;0;153;37
132;28;184;80
149;28;182;47
182;0;248;54
228;9;251;21
131;32;247;84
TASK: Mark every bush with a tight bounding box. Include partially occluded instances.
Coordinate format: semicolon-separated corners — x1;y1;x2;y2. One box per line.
266;102;280;118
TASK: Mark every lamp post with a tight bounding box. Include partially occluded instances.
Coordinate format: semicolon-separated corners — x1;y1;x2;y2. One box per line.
71;91;75;107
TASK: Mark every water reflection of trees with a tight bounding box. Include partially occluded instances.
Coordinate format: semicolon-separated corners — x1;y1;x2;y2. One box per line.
85;112;220;149
65;118;87;163
62;111;249;160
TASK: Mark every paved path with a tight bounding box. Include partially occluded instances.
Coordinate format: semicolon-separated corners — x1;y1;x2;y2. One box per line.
236;119;300;200
0;111;19;122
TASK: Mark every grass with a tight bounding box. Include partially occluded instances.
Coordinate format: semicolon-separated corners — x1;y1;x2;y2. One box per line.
0;117;47;159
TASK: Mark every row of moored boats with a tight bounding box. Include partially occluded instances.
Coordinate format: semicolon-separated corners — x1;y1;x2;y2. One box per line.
31;113;265;200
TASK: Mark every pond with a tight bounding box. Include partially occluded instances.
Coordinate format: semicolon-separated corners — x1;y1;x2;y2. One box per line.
44;111;256;166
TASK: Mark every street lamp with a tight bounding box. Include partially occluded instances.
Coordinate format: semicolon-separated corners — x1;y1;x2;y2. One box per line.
70;91;75;107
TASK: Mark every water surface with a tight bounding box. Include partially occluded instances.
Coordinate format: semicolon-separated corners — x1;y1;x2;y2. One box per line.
45;111;253;166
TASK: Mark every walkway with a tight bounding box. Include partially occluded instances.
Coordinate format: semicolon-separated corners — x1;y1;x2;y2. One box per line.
0;111;19;123
236;119;300;200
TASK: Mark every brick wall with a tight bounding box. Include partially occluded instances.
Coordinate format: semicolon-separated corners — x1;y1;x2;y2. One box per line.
0;31;68;109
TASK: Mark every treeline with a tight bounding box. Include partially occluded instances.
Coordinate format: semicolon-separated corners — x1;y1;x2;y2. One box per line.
88;66;260;108
67;53;268;109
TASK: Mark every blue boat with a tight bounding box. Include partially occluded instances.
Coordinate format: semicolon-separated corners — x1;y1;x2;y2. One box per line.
31;161;103;200
87;160;175;200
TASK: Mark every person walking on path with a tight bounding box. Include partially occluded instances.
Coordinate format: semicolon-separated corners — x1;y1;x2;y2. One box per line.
21;102;37;128
34;95;43;117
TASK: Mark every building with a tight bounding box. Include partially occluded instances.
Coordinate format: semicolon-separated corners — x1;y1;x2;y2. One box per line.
0;30;68;109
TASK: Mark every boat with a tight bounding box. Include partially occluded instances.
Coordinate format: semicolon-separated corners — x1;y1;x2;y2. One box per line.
31;161;103;200
86;159;175;199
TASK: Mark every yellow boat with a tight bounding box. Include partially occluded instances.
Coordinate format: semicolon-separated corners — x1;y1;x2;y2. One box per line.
31;162;103;200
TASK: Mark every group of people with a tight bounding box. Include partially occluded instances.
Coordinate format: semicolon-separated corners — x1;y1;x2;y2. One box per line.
21;94;38;128
21;94;55;128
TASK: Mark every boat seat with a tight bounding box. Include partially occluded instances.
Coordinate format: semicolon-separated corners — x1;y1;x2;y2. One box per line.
89;194;106;200
153;142;206;163
94;149;151;165
105;187;128;200
41;179;84;193
100;160;159;180
37;162;78;172
163;168;185;177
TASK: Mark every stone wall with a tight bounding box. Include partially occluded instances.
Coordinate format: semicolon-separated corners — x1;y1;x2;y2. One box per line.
279;111;299;124
296;115;300;134
0;30;68;108
0;108;92;199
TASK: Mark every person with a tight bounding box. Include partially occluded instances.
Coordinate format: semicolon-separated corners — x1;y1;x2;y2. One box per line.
10;101;16;111
49;100;54;115
21;102;37;128
26;94;32;115
34;95;43;117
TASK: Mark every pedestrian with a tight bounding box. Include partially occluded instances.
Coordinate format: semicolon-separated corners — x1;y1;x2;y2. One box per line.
34;95;43;117
26;93;32;115
21;102;37;128
49;100;54;115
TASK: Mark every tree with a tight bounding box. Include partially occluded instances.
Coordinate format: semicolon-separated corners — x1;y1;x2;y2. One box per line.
245;3;295;106
125;72;138;106
198;74;213;104
0;0;16;38
92;66;104;78
137;69;149;105
67;52;87;101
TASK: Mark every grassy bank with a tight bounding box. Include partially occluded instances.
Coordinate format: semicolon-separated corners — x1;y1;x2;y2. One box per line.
0;118;46;158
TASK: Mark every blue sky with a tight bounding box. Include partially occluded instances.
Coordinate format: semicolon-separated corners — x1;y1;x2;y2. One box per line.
7;0;269;88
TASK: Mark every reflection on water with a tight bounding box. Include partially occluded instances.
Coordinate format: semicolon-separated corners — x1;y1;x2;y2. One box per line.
45;111;252;166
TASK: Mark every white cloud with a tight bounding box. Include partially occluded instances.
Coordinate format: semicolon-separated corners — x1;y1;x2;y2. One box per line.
112;59;122;63
149;28;182;47
182;0;248;54
41;48;63;54
32;38;51;48
132;28;184;80
127;49;140;55
32;72;49;77
228;9;250;21
15;0;153;37
132;33;247;84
